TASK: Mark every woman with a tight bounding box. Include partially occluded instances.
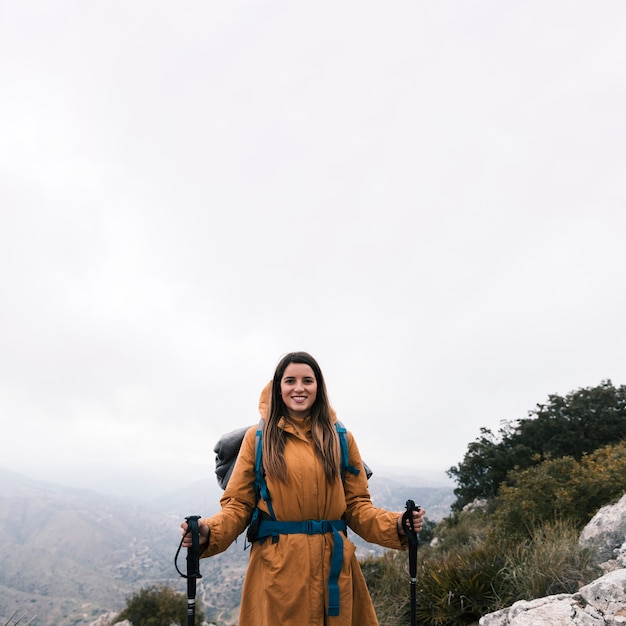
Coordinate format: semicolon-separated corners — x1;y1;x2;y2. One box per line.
181;351;425;625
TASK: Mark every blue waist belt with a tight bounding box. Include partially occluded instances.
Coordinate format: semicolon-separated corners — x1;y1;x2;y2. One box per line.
256;518;347;617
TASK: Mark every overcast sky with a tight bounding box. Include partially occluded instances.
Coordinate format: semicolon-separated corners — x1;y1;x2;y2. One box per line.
1;1;625;498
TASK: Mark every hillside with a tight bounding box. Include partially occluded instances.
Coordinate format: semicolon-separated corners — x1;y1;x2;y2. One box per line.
0;468;452;626
0;469;179;625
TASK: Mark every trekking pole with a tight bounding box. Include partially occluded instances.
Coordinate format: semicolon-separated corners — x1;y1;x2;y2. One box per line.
175;515;203;626
402;500;420;626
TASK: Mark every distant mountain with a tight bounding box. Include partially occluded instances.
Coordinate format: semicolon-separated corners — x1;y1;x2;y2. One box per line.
0;468;180;626
0;468;453;626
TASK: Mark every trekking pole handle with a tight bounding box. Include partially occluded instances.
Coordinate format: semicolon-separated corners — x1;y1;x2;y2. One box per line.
185;515;203;579
403;500;421;545
175;515;204;579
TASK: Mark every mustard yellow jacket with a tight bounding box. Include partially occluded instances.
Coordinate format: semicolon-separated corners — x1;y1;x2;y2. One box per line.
201;387;407;625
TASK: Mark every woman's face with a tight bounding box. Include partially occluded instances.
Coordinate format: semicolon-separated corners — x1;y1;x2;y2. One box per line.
280;362;318;418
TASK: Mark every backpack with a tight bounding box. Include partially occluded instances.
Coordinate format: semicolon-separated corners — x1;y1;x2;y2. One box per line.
213;419;372;491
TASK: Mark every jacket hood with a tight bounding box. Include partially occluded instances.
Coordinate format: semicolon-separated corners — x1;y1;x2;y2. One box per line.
258;381;273;420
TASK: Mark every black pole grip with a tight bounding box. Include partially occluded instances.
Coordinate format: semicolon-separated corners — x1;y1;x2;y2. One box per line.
185;515;203;579
402;500;420;547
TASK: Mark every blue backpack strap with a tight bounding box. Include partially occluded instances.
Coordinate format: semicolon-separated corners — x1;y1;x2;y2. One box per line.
254;419;276;520
334;421;360;479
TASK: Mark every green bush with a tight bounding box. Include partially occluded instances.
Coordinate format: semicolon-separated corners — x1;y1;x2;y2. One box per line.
448;380;626;510
493;441;626;538
414;541;508;625
115;584;205;626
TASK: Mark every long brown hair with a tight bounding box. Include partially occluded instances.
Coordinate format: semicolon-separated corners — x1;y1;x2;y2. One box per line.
263;352;340;483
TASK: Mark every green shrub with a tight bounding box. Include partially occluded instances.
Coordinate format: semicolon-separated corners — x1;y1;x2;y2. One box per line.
414;541;507;625
448;381;626;511
115;584;205;626
493;441;626;538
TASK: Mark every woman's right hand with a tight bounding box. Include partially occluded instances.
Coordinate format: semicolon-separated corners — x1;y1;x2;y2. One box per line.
180;519;210;548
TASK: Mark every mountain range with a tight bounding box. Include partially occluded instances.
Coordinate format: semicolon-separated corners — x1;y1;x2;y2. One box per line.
0;467;453;626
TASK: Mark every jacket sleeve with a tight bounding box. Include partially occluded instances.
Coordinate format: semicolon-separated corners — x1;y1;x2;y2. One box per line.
342;431;408;551
201;425;258;557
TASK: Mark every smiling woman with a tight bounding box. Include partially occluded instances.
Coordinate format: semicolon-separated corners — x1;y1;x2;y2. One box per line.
264;352;337;484
280;361;318;418
180;351;425;625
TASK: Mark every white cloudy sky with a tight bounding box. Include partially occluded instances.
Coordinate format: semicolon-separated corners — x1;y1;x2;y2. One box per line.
1;1;625;497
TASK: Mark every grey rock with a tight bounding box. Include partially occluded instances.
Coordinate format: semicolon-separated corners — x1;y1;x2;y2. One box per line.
579;494;626;565
479;570;626;625
479;594;603;626
577;568;626;622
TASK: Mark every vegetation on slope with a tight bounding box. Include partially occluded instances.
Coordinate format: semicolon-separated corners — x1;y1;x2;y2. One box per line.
447;380;626;511
365;381;626;625
113;584;205;626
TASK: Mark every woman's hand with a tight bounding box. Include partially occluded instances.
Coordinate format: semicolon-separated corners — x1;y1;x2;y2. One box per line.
397;507;425;538
180;519;210;548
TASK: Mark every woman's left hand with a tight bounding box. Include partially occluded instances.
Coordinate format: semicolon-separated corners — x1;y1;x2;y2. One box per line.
397;506;426;537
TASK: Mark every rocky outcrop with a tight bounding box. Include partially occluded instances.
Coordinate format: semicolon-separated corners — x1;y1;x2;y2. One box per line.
580;494;626;567
480;569;626;625
480;494;626;625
